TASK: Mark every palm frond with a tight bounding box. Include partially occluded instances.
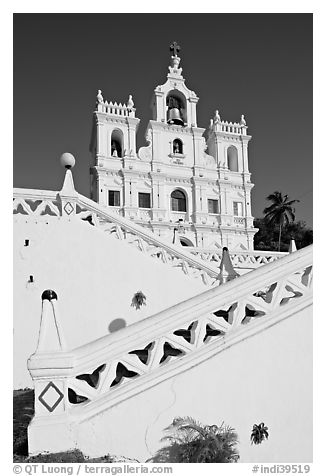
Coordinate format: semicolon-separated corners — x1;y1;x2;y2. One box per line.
154;417;239;463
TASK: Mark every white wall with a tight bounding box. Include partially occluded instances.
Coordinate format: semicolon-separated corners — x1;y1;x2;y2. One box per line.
14;217;205;388
75;303;312;463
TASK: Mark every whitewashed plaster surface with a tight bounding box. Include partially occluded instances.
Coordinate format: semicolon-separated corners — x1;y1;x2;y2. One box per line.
74;303;312;463
14;217;205;388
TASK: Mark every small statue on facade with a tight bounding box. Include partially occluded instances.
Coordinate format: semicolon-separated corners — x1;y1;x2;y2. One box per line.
240;114;247;126
173;142;180;154
214;110;221;123
127;95;134;110
97;89;104;104
111;143;118;157
145;128;152;145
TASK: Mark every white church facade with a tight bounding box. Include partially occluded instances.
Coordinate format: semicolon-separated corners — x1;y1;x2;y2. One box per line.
90;43;258;250
13;43;312;463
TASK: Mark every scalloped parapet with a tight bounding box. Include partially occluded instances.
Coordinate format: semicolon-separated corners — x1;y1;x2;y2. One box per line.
209;113;248;135
96;92;136;118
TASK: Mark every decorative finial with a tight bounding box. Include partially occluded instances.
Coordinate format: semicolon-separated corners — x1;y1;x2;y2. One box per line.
170;41;181;57
60;152;75;169
288;238;297;253
97;89;104;104
41;290;58;301
217;247;239;284
168;42;182;76
127;94;134;110
35;289;66;353
240;114;246;126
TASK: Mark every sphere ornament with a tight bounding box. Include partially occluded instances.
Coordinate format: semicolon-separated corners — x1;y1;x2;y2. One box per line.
41;290;58;301
60;152;76;169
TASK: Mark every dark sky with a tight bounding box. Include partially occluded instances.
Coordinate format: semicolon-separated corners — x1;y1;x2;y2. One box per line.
13;13;313;226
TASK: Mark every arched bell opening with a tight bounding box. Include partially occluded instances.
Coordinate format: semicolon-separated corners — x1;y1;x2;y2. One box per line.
166;91;187;126
111;129;124;158
173;138;183;154
171;189;187;212
227;145;239;172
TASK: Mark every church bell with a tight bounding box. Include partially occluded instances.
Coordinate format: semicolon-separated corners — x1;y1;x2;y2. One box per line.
167;107;184;126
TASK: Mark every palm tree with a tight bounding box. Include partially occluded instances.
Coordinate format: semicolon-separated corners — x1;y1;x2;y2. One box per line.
250;422;269;445
263;191;299;251
148;417;239;463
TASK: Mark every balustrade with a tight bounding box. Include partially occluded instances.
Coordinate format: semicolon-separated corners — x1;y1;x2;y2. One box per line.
220;120;246;135
13;189;61;217
13;186;220;286
13;186;286;276
190;248;287;269
234;216;245;225
97;101;135;118
28;246;312;425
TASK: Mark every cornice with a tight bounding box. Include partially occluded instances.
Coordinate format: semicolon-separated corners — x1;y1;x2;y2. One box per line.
149;120;205;136
209;131;253;143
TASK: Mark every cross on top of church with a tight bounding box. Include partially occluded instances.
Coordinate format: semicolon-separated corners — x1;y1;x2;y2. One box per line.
170;41;181;57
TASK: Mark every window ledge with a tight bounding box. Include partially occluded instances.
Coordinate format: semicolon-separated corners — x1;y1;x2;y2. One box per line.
169;153;185;159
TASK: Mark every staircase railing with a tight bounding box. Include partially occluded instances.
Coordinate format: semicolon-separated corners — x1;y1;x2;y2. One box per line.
75;194;221;285
28;245;312;425
13;183;221;286
11;175;294;283
189;248;287;268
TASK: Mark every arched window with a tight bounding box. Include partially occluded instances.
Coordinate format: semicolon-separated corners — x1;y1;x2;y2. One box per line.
171;189;187;212
227;146;238;172
111;129;123;158
173;139;183;154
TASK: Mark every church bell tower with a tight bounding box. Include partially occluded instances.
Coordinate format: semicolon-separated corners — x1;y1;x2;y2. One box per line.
90;42;258;250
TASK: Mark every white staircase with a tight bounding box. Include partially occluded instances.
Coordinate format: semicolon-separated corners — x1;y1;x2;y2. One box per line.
13;168;286;283
27;244;312;461
13;179;221;287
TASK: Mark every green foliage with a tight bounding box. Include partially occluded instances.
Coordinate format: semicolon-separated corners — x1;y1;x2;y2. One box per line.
131;291;147;310
148;416;239;463
262;191;300;251
13;388;34;457
14;450;114;463
254;218;313;252
12;390;122;463
25;450;88;463
263;191;298;226
250;422;269;445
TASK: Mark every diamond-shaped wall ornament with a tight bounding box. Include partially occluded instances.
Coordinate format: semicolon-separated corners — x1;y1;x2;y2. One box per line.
64;201;74;215
38;381;64;412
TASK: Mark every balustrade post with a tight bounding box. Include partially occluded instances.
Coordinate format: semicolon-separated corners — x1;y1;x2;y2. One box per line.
58;153;78;218
27;290;76;455
217;247;239;284
288;238;297;253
